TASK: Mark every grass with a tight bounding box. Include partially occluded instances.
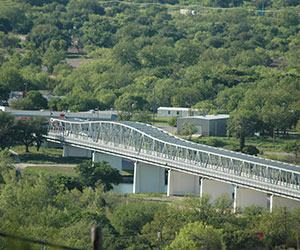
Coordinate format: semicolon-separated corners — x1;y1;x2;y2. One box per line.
24;165;78;177
151;116;173;126
23;166;134;179
126;193;165;199
192;135;299;152
262;152;299;165
190;135;300;165
11;145;86;164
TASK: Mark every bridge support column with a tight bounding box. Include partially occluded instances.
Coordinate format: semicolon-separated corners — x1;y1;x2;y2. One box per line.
92;152;122;171
167;169;172;196
235;188;268;212
63;145;91;158
133;161;140;194
233;186;238;213
269;194;273;213
272;196;300;211
199;177;204;198
133;162;165;194
167;170;200;196
201;179;233;202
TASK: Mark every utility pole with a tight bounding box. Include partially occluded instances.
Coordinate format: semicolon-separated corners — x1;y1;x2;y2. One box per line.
157;230;162;250
91;225;102;250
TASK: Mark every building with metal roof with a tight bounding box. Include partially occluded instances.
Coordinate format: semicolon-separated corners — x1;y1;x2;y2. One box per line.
177;114;230;136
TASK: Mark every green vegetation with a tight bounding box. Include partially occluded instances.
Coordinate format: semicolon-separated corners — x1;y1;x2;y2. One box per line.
0;0;298;157
10;91;48;110
0;151;14;184
167;116;177;127
166;222;225;250
0;113;47;152
0;152;300;249
12;145;84;164
24;165;77;177
76;160;122;191
1;0;300;248
179;122;197;137
193;135;300;164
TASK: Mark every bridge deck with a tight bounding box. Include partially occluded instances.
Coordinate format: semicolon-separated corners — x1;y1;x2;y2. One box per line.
47;119;300;200
122;121;299;173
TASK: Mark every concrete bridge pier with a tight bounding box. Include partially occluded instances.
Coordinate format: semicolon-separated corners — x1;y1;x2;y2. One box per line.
92;152;123;171
167;170;200;196
271;195;300;211
233;187;269;213
63;145;91;158
133;162;165;194
200;178;234;203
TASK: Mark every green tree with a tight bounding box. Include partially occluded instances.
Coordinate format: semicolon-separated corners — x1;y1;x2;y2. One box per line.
14;118;47;152
285;141;300;159
11;91;48;110
229;109;258;151
32;118;47;151
131;111;152;123
0;66;25;91
242;145;260;156
110;202;163;235
141;206;193;249
138;44;175;67
28;24;69;50
115;93;149;112
42;47;66;73
257;208;294;249
67;0;104;17
0;150;14;184
0;84;10;102
0;174;107;249
175;39;201;66
76;160;122;191
80;15;117;48
180;122;197;138
0;112;16;149
113;39;140;67
166;222;225;250
168;117;177;127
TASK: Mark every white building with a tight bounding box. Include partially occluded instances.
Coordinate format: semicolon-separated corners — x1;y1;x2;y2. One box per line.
157;107;201;118
179;9;196;15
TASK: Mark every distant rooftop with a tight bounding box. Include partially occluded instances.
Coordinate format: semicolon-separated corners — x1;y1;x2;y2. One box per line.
0;107;118;121
157;107;197;111
180;114;230;120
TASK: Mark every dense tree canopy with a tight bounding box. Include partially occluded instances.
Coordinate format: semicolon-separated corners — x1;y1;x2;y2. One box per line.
0;1;300;248
0;1;299;141
0;113;47;152
76;160;122;191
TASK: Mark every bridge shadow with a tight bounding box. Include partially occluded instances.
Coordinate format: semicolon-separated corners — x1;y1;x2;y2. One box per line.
19;154;86;164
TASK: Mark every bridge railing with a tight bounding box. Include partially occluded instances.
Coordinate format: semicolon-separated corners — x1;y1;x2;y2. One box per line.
47;119;300;199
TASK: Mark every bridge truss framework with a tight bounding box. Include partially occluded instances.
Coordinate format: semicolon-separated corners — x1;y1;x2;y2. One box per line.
47;119;300;201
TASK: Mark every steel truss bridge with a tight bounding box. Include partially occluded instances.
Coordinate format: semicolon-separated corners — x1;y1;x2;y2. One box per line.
46;119;300;201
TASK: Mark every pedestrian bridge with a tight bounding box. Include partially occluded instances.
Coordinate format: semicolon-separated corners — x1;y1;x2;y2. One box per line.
46;119;300;211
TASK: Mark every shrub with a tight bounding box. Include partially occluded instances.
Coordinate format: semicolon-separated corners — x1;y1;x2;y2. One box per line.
168;117;177;127
242;145;260;156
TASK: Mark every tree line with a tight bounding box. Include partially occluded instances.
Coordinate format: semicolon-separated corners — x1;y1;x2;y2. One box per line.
0;152;300;249
0;112;47;152
0;0;299;150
